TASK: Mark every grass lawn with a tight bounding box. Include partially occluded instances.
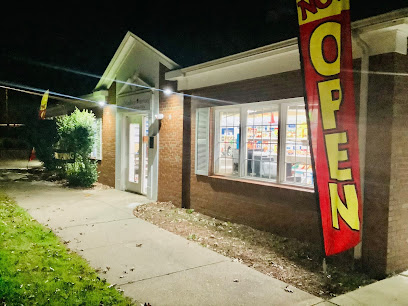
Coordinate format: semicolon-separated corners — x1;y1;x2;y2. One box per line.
0;191;134;305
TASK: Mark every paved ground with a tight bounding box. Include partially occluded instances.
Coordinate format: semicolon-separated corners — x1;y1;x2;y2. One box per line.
0;159;42;170
0;168;323;306
2;162;407;306
329;272;408;305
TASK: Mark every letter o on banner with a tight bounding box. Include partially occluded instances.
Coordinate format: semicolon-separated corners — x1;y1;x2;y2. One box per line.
309;22;341;76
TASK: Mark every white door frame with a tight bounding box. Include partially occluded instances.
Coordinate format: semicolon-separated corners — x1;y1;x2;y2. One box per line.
124;114;146;194
115;91;159;201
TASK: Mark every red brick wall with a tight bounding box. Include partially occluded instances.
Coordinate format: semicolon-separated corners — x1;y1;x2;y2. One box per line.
158;64;184;206
188;71;323;243
158;54;407;274
186;58;408;275
387;52;408;273
98;83;116;187
361;54;395;277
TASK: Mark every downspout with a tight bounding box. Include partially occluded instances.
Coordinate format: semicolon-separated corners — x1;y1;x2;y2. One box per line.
353;30;370;261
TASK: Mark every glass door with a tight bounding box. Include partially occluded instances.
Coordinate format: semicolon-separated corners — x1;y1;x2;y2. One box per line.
126;115;148;194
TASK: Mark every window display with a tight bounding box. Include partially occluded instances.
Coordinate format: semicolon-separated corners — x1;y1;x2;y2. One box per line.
213;99;313;188
245;108;279;181
215;111;240;176
284;105;313;186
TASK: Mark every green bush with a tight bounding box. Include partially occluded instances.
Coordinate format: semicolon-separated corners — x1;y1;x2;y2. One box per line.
64;158;98;187
57;109;98;187
57;108;95;159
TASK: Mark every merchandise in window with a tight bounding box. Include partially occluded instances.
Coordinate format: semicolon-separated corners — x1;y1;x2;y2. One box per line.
283;105;312;185
214;110;240;176
211;99;313;188
245;107;279;181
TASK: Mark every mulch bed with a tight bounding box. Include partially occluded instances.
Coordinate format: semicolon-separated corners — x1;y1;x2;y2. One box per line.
133;201;375;299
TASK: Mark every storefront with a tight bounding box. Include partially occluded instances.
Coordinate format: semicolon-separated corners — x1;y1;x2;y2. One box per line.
163;10;408;276
90;31;179;201
90;10;408;277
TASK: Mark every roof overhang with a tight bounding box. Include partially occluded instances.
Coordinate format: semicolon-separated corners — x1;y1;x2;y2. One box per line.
167;9;408;91
95;32;180;91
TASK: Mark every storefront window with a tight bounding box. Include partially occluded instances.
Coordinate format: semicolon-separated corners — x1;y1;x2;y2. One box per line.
212;99;313;188
245;107;279;181
214;110;240;176
283;105;313;185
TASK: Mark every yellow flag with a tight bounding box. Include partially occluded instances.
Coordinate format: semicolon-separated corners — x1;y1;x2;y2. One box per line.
39;90;49;120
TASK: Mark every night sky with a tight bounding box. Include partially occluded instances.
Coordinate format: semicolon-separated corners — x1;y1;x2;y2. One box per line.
0;1;407;99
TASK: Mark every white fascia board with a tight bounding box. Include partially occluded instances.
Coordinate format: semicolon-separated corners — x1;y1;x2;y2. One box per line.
358;29;408;57
95;32;179;91
165;38;298;83
176;49;301;91
352;9;408;31
95;32;180;92
81;90;109;102
165;69;184;80
95;32;135;91
126;32;180;70
167;10;408;91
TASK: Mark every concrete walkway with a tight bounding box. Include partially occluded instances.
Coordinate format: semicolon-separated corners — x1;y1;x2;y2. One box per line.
0;173;323;306
328;271;408;305
0;159;42;170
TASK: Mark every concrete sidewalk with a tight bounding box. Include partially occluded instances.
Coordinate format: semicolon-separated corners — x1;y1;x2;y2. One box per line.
0;176;323;306
0;159;42;170
328;271;408;305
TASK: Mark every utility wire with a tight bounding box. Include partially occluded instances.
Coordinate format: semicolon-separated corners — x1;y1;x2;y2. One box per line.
7;55;237;105
0;82;138;112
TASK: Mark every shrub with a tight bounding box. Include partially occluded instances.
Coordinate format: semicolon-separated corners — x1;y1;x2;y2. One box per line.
57;109;95;160
57;109;98;187
64;158;98;187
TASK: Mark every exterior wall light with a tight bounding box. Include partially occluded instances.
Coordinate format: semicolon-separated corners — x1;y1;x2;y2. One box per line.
163;88;173;96
98;101;106;107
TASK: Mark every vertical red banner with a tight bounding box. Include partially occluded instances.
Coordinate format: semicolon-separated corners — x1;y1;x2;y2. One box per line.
296;0;362;256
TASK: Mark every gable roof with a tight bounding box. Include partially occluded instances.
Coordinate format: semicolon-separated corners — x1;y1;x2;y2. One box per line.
94;31;180;91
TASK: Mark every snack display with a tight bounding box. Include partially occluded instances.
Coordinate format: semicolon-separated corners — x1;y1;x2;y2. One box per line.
286;144;309;157
291;163;313;185
287;124;308;140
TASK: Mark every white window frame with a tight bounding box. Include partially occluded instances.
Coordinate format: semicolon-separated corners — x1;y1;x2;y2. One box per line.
212;97;313;189
195;108;210;176
90;118;102;160
213;107;241;176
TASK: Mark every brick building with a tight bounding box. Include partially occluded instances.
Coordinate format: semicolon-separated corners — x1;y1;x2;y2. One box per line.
90;10;408;276
85;32;179;200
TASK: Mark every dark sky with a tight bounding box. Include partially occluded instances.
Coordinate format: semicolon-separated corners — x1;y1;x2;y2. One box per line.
0;1;407;98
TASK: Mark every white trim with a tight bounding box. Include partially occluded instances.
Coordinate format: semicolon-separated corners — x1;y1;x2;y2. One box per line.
165;38;299;78
278;103;287;184
166;9;408;91
211;98;313;189
95;32;180;91
195;108;210;176
90;118;103;161
239;107;246;178
213;107;240;177
117;71;154;95
81;90;109;102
